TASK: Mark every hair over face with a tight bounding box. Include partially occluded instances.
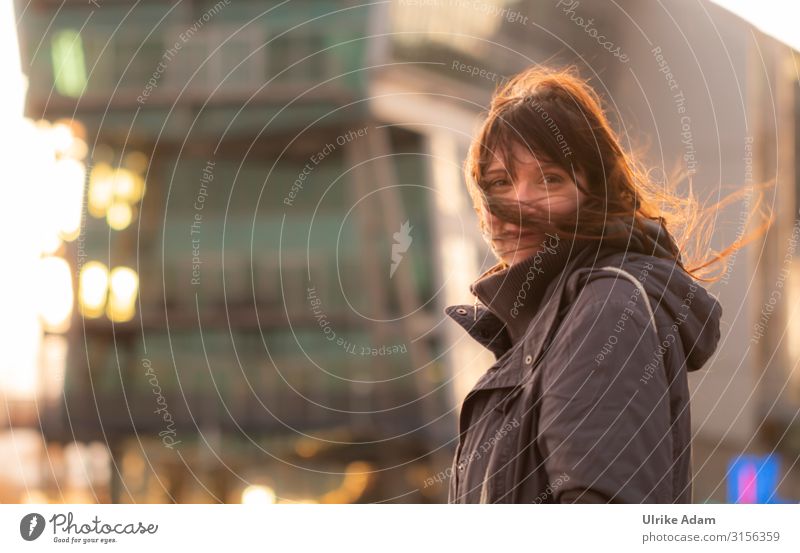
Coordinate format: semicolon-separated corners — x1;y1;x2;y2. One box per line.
464;64;773;280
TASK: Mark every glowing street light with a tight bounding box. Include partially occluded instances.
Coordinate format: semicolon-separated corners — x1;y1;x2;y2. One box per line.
87;153;147;231
37;256;73;333
106;267;138;323
79;261;109;319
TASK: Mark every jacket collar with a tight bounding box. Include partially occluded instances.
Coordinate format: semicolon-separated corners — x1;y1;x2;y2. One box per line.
444;243;604;391
442;303;511;360
444;217;687;391
469;234;594;345
444;236;600;360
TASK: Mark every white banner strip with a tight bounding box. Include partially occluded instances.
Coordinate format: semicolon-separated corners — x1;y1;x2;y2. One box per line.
2;504;799;551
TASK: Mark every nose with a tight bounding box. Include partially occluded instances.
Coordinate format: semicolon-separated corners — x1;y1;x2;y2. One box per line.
482;205;522;240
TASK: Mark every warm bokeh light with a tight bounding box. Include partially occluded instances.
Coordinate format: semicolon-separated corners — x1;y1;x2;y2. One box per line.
79;261;109;318
20;491;49;504
0;0;44;402
320;461;372;504
49;121;74;153
241;485;276;504
39;334;67;400
79;263;139;321
111;168;136;202
88;161;145;226
106;201;133;230
53;118;87;155
294;437;322;458
123;151;148;174
88;162;114;218
54;157;86;241
37;256;73;333
39;233;63;257
106;266;138;323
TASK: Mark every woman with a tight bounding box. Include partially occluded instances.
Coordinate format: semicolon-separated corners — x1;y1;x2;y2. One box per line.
444;65;771;503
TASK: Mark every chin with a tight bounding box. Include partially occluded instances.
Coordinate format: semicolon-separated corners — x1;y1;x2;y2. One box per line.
502;247;539;266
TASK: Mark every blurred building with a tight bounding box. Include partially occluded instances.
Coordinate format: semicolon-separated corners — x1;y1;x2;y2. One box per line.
14;0;460;504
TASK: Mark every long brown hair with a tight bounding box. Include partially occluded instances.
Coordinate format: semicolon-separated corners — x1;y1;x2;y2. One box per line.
464;64;774;282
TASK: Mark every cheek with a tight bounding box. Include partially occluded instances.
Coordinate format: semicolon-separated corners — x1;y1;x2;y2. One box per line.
481;203;506;222
480;204;500;231
545;186;583;213
547;195;577;213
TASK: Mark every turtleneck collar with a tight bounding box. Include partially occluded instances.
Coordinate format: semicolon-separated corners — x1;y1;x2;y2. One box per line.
469;233;598;344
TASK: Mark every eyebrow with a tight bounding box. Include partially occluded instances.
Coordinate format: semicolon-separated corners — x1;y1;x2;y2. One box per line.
484;161;562;175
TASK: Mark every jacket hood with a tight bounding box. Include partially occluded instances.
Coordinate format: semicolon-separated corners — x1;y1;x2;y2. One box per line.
595;217;723;372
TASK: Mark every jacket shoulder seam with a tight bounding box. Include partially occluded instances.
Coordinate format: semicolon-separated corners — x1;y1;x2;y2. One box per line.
586;265;658;344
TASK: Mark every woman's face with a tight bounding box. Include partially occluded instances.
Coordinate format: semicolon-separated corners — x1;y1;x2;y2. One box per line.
480;142;586;266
